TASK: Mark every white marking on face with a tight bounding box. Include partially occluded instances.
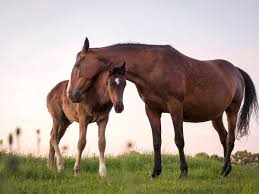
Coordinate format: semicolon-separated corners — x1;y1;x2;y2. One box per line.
115;78;120;85
66;80;71;97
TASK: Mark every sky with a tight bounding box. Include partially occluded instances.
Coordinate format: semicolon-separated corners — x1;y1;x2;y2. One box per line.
0;0;258;157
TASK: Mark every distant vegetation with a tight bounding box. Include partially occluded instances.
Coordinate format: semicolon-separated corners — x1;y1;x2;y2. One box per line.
231;150;259;165
1;127;259;193
0;151;259;193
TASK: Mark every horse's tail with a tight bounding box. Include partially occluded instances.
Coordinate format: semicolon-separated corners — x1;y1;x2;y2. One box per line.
236;67;259;137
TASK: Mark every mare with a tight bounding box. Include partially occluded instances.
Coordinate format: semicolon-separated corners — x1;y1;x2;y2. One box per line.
68;37;258;177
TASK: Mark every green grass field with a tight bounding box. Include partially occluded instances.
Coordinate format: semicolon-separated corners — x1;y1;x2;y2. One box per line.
0;151;259;194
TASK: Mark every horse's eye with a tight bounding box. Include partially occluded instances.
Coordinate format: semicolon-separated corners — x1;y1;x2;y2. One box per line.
110;82;113;87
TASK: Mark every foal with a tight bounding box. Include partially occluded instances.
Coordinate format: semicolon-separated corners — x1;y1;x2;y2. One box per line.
47;63;126;177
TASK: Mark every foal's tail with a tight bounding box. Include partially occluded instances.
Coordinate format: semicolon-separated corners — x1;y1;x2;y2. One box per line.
236;67;259;137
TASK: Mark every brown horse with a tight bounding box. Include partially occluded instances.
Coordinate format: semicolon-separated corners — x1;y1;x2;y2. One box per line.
68;37;258;178
47;63;126;177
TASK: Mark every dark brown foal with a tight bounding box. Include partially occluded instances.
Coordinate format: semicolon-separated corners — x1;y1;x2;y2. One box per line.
47;63;126;177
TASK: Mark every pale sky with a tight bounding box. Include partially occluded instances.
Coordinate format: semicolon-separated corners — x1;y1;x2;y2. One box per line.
0;0;258;157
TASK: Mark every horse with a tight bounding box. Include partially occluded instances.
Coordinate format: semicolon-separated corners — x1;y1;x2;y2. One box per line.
47;63;126;177
68;37;258;178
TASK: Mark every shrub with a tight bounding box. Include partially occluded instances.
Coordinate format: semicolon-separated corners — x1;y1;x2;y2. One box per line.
231;150;259;165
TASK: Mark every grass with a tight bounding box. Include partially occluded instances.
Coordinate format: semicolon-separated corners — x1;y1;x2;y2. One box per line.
0;151;259;194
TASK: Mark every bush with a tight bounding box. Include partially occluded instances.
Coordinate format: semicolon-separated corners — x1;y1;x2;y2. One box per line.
195;152;210;158
210;154;223;161
231;150;259;165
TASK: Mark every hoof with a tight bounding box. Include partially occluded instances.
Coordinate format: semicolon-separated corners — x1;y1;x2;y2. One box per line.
151;168;162;178
221;163;232;177
47;154;55;169
99;165;107;178
56;159;64;172
180;168;188;178
47;160;54;169
74;169;80;176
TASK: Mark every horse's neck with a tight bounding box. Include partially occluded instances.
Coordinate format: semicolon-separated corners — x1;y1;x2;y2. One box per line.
96;47;150;90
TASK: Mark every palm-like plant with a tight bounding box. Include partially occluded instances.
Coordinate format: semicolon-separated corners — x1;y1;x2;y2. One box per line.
8;133;13;152
0;139;3;151
15;127;21;153
36;129;41;155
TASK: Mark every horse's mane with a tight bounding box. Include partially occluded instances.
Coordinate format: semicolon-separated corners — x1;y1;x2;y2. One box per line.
102;43;173;49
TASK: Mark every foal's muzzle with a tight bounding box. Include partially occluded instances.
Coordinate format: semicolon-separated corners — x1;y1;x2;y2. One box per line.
114;102;124;113
68;90;82;103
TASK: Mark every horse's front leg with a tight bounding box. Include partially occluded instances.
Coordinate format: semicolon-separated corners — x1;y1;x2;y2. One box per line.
169;101;188;178
74;116;89;176
97;117;108;178
145;104;162;178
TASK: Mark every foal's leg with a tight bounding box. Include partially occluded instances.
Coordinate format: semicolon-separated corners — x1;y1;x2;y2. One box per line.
49;120;64;171
97;117;108;178
145;105;162;178
74;117;89;176
55;120;71;168
57;119;71;144
48;125;56;169
48;119;70;169
170;102;188;178
221;103;239;177
211;115;228;159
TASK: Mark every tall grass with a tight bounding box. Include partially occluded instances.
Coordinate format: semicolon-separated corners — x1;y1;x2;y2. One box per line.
0;151;259;194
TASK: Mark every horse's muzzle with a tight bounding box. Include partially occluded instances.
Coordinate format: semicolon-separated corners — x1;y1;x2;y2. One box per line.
114;103;124;113
69;90;82;103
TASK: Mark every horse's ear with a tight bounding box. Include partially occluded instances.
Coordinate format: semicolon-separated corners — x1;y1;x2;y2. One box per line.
76;52;81;59
83;37;89;51
108;63;114;75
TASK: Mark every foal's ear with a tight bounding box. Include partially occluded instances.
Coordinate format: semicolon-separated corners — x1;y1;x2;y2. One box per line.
118;61;126;74
83;37;89;52
121;61;126;71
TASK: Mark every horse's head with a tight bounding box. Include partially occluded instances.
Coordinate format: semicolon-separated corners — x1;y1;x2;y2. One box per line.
68;37;105;103
107;62;126;113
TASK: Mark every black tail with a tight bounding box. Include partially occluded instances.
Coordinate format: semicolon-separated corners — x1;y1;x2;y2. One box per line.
236;68;259;137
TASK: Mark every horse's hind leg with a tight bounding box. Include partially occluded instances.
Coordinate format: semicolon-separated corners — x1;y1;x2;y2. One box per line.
49;118;70;172
48;127;55;169
57;119;71;144
49;120;63;171
55;119;71;170
97;117;108;178
211;115;228;159
221;102;240;177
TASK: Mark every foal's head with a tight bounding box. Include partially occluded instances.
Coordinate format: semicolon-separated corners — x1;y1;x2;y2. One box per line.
107;63;126;113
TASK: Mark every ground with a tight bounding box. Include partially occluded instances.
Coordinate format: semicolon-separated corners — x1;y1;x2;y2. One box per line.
0;152;259;194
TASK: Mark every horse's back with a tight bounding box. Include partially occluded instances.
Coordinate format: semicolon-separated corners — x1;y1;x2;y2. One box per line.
208;59;244;98
212;59;244;103
182;58;244;122
47;80;69;119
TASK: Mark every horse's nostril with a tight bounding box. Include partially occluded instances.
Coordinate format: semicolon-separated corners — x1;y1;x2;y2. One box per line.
75;91;80;99
69;90;81;103
115;103;124;113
